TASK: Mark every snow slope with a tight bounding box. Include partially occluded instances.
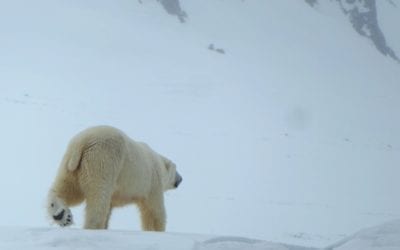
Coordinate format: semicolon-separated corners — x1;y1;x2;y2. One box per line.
328;219;400;250
0;220;399;250
0;0;399;248
0;227;316;250
306;0;400;62
0;228;301;250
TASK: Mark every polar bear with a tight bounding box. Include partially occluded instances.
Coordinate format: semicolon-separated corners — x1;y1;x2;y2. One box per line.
47;126;182;231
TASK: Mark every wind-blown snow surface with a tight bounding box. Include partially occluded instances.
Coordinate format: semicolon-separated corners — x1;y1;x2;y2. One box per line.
0;227;312;250
327;219;400;250
0;220;399;250
0;0;399;248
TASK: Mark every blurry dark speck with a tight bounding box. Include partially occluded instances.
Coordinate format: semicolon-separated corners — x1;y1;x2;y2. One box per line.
285;107;312;131
208;43;226;54
158;0;188;23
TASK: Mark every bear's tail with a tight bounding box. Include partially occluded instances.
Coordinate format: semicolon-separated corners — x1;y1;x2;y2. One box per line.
63;138;84;172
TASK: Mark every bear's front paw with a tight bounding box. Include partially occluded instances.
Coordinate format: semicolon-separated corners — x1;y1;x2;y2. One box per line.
52;207;73;227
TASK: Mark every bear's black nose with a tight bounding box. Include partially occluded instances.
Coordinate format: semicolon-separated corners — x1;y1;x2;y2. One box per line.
174;173;182;188
53;209;65;221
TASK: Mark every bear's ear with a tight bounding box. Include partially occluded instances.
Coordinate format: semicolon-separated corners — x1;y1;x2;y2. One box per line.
165;160;172;171
161;156;171;169
163;157;176;171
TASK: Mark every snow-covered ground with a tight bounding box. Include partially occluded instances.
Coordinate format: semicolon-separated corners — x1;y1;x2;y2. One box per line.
327;219;400;250
0;0;399;249
0;227;310;250
1;219;399;250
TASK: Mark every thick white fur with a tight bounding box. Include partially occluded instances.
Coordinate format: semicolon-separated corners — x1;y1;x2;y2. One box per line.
47;126;180;231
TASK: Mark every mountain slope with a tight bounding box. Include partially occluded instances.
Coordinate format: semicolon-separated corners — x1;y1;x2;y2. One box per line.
306;0;399;62
164;0;400;62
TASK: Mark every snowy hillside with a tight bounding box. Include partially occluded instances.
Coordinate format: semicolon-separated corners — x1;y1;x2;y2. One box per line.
305;0;400;62
161;0;400;62
327;219;400;250
0;0;399;249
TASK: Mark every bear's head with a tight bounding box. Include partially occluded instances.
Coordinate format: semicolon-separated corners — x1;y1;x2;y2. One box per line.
161;157;182;191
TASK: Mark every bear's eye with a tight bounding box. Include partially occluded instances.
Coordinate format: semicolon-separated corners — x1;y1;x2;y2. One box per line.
51;203;54;208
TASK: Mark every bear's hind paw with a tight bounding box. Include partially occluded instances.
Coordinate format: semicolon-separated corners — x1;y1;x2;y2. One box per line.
52;207;73;227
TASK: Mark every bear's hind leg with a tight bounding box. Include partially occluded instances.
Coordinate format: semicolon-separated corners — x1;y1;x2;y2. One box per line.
105;207;113;229
47;165;83;227
83;188;113;229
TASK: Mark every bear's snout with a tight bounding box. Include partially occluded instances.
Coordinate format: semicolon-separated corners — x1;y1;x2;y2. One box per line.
53;209;65;221
174;173;182;188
